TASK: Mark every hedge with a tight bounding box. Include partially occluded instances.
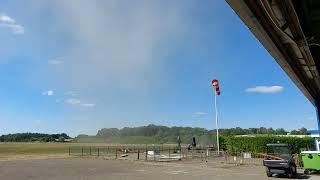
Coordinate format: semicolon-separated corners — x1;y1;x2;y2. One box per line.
220;136;313;154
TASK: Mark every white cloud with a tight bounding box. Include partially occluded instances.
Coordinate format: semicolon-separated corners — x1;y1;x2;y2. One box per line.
81;103;95;107
42;90;54;96
65;98;95;108
0;13;24;34
64;91;77;96
193;112;208;117
245;86;284;93
65;98;81;105
0;14;15;24
48;57;64;65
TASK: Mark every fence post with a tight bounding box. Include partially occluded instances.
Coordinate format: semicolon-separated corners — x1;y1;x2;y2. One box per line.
169;147;171;158
179;147;182;160
82;147;83;156
192;148;194;159
138;149;140;160
115;148;118;159
145;144;147;160
98;147;100;157
69;147;70;156
153;145;155;161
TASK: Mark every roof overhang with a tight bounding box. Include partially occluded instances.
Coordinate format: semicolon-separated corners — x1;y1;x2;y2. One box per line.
226;0;320;106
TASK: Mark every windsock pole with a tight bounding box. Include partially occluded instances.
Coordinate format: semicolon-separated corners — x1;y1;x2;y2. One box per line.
214;89;219;154
212;79;220;154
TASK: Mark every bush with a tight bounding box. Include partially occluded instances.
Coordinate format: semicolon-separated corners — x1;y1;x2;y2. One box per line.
220;136;313;154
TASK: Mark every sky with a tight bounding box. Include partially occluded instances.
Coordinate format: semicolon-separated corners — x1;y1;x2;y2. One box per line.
0;0;318;136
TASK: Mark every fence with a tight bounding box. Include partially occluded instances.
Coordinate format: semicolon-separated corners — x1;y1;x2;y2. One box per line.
68;145;303;167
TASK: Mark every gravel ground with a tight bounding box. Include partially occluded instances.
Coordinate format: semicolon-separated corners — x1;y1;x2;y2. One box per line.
0;158;318;180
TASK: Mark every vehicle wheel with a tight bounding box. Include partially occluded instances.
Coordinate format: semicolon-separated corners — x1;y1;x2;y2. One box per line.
293;166;297;175
266;168;272;177
304;169;311;175
287;168;295;179
266;172;272;177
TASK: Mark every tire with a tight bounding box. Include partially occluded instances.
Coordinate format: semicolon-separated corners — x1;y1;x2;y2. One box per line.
304;169;311;175
293;166;297;175
266;168;272;177
287;167;295;179
266;172;273;177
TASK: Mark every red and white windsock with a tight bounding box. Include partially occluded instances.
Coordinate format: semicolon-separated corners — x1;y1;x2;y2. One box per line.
212;79;221;95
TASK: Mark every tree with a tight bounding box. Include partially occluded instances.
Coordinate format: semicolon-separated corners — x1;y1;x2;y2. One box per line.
275;128;287;135
299;127;308;135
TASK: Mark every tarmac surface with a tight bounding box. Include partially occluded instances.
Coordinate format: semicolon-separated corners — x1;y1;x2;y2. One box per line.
0;158;319;180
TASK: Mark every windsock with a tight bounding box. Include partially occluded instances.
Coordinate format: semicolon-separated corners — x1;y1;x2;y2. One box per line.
212;79;221;95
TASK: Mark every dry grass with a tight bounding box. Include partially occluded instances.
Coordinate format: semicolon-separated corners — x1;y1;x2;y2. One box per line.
0;143;176;161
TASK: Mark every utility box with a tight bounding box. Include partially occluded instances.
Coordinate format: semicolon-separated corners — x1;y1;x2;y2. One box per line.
301;151;320;173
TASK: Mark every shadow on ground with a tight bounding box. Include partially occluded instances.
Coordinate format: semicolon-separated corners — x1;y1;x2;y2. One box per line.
274;173;320;179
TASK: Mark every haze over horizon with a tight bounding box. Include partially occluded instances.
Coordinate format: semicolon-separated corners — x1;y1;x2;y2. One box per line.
0;0;317;137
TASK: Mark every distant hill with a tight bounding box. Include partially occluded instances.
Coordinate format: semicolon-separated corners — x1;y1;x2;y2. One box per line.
75;124;308;144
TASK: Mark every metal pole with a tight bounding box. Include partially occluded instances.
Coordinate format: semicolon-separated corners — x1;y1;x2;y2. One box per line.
214;91;220;154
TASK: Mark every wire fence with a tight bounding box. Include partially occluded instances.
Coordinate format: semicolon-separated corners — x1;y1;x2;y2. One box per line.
68;144;304;167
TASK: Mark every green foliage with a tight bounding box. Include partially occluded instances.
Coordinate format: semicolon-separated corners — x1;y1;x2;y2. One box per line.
290;127;308;135
0;133;70;142
95;124;293;142
221;136;313;154
82;125;312;150
94;124;208;144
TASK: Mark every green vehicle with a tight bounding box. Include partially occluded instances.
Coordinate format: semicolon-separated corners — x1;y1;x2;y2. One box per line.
301;151;320;174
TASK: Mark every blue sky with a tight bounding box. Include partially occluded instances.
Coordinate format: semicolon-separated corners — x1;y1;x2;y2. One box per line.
0;0;317;136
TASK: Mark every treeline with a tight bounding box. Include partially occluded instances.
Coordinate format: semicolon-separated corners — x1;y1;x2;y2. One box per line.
0;133;70;142
95;124;308;138
94;125;208;143
218;127;308;136
78;125;310;144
